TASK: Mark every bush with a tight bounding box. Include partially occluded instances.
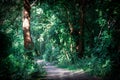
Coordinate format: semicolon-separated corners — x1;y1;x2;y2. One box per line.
81;55;111;77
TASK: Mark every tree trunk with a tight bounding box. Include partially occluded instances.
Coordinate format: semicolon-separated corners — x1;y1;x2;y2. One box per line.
76;0;85;58
22;0;33;50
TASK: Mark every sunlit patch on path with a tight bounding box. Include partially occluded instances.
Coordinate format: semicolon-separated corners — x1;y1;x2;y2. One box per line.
34;59;101;80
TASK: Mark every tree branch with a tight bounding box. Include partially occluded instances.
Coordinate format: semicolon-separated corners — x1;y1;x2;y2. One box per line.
30;0;37;7
98;26;104;39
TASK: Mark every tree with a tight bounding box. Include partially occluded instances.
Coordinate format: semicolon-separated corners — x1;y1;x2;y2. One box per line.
23;0;34;50
74;0;86;58
63;0;85;58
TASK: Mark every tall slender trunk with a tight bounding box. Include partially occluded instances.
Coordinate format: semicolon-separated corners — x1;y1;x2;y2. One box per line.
76;0;85;58
23;0;33;50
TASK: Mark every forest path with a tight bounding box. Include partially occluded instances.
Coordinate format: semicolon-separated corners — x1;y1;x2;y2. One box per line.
35;59;101;80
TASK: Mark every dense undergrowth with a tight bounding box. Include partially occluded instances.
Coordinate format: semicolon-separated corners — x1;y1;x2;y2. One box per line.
0;0;120;80
0;2;45;80
31;2;112;78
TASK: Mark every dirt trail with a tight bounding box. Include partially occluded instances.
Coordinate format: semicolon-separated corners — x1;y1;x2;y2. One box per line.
35;59;101;80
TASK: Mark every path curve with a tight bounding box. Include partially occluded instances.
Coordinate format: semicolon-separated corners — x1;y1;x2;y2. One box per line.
35;59;101;80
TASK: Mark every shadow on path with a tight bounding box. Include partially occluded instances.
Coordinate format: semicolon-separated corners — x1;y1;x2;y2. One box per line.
35;59;101;80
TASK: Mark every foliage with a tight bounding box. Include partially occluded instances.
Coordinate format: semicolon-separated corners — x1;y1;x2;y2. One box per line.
0;2;45;80
78;56;111;77
0;0;120;80
30;1;120;79
31;3;76;64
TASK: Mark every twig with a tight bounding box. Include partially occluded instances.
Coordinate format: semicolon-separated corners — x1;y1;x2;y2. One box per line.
98;26;104;39
30;0;38;7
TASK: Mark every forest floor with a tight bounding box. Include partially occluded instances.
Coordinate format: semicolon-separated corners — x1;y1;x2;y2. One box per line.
34;59;101;80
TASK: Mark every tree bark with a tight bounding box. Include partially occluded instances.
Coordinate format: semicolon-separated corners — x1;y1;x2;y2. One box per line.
76;0;85;58
23;0;33;50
